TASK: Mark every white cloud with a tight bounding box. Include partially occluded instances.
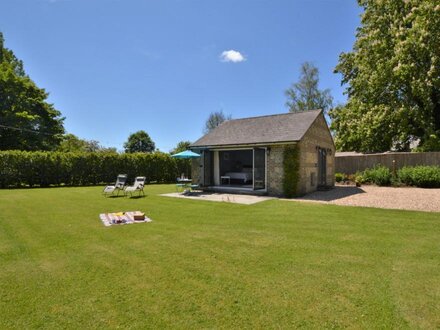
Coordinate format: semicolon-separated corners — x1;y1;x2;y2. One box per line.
220;50;246;63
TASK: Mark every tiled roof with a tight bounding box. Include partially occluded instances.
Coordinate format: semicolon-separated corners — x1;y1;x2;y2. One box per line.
191;110;322;147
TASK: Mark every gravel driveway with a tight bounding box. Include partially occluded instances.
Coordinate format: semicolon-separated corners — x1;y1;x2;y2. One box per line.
294;185;440;212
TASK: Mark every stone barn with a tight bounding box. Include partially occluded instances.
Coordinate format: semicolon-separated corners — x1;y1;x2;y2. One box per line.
190;110;335;197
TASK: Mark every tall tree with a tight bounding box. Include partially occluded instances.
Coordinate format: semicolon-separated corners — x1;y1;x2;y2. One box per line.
0;32;65;151
170;140;192;154
331;1;440;152
285;62;333;114
204;110;231;134
58;134;117;153
124;130;155;153
58;134;88;152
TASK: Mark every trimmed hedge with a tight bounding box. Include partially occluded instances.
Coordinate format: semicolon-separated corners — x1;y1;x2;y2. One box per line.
0;151;180;188
398;166;440;188
338;165;440;188
283;145;300;198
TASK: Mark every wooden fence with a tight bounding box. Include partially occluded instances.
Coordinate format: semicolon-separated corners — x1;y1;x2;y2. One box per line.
335;152;440;174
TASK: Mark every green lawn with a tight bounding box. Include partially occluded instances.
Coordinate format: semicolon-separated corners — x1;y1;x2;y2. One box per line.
0;185;439;328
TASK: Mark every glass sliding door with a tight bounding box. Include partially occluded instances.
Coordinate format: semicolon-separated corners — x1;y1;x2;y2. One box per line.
253;148;266;190
218;149;253;188
201;150;213;186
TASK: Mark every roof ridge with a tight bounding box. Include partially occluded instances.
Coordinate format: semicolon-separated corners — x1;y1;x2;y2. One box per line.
227;109;322;122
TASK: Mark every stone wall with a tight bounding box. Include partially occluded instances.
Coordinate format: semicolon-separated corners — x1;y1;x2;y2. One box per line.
297;114;335;195
191;158;202;185
266;145;287;196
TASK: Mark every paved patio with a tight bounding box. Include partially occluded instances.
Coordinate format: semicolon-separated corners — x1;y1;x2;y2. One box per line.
162;185;440;212
160;192;274;205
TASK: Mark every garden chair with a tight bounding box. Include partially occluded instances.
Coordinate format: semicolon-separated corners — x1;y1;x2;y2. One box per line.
176;176;189;192
187;184;201;195
124;176;146;197
190;184;201;192
103;174;128;197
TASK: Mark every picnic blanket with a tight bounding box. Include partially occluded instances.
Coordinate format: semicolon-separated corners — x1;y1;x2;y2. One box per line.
99;211;152;227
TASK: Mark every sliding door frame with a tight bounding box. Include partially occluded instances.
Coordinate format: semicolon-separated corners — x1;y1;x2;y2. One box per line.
208;147;267;192
252;147;267;191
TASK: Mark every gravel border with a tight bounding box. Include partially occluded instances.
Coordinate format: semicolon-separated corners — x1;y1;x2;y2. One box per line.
292;185;440;213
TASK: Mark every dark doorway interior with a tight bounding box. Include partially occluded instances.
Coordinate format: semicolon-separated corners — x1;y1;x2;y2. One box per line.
219;150;253;187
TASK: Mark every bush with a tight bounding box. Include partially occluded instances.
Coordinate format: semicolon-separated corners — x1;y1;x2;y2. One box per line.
335;173;345;183
0;151;179;188
354;174;363;186
398;166;440;188
283;145;300;197
348;174;357;183
360;165;392;186
357;165;440;188
397;167;414;186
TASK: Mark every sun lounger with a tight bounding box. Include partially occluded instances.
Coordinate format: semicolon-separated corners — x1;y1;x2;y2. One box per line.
124;176;146;197
103;174;127;196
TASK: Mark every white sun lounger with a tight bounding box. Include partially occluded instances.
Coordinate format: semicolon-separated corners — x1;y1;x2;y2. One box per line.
124;176;146;197
103;174;128;196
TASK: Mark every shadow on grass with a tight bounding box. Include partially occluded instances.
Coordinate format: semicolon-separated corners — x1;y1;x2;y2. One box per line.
126;195;146;199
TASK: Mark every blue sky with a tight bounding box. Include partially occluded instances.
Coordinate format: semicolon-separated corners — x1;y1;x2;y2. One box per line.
0;0;362;152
